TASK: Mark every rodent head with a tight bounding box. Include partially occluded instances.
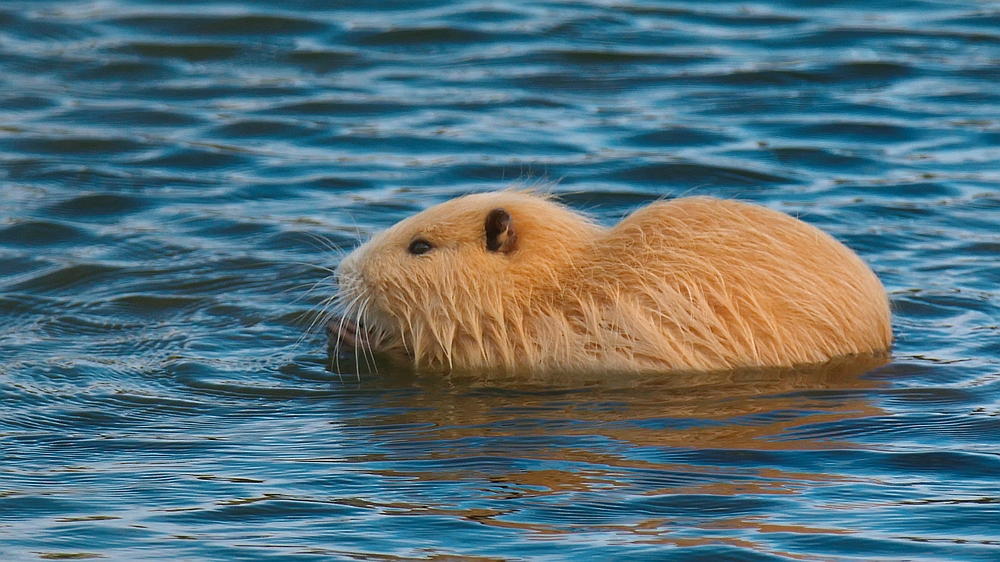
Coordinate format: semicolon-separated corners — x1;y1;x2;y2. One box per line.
333;191;599;372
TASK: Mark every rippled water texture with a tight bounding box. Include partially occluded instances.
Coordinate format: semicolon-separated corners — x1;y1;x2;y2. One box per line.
2;1;1000;560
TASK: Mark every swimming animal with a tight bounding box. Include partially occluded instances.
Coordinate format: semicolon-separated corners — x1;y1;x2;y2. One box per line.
329;191;891;374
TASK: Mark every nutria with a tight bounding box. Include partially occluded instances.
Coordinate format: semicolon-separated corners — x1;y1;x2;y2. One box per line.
329;191;891;374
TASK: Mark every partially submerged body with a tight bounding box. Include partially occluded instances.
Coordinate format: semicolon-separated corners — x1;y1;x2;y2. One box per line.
330;191;891;374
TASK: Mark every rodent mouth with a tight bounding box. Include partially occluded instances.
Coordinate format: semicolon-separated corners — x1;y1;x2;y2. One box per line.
326;315;369;357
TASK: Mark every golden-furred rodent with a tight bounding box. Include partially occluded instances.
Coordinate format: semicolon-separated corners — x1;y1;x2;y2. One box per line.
329;191;891;374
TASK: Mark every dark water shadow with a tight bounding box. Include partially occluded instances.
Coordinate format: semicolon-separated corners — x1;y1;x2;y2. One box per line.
338;354;891;452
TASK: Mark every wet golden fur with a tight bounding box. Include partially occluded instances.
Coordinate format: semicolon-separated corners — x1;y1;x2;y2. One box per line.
333;191;891;374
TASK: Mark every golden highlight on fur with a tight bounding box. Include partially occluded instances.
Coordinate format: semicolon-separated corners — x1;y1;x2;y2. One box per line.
332;191;892;374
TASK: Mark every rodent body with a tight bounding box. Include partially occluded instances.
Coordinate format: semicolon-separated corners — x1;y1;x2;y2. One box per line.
331;191;892;374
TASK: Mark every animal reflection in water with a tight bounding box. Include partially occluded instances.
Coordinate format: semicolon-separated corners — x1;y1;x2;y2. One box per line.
336;354;890;541
327;191;891;375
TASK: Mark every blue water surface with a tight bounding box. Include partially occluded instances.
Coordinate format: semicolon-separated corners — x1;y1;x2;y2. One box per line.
2;0;1000;560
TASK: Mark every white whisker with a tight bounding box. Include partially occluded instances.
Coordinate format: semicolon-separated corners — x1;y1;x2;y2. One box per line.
331;290;366;377
359;298;378;375
296;231;346;255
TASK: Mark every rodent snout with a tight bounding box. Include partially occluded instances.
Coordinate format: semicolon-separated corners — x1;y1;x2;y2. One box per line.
326;315;368;357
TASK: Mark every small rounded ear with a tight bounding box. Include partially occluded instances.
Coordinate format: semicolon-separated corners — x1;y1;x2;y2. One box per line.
485;208;517;253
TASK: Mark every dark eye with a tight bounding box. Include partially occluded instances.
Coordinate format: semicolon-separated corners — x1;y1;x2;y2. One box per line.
408;239;433;255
